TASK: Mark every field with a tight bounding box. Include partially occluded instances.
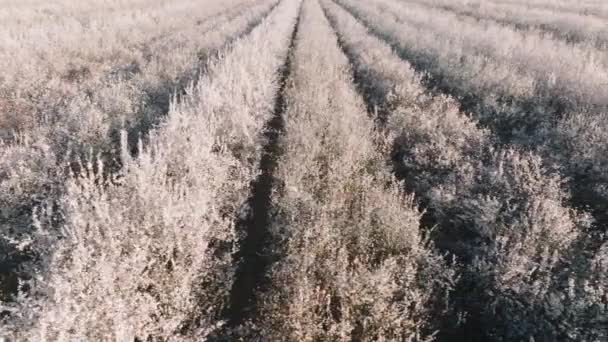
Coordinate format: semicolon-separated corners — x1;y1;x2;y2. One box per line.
0;0;606;340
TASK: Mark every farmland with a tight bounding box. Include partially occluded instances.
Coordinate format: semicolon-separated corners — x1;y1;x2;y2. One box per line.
0;0;606;340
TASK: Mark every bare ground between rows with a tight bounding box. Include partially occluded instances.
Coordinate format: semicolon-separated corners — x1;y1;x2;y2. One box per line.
216;5;302;337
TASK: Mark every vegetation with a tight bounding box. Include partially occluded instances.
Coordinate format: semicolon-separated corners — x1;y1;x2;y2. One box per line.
1;0;606;340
